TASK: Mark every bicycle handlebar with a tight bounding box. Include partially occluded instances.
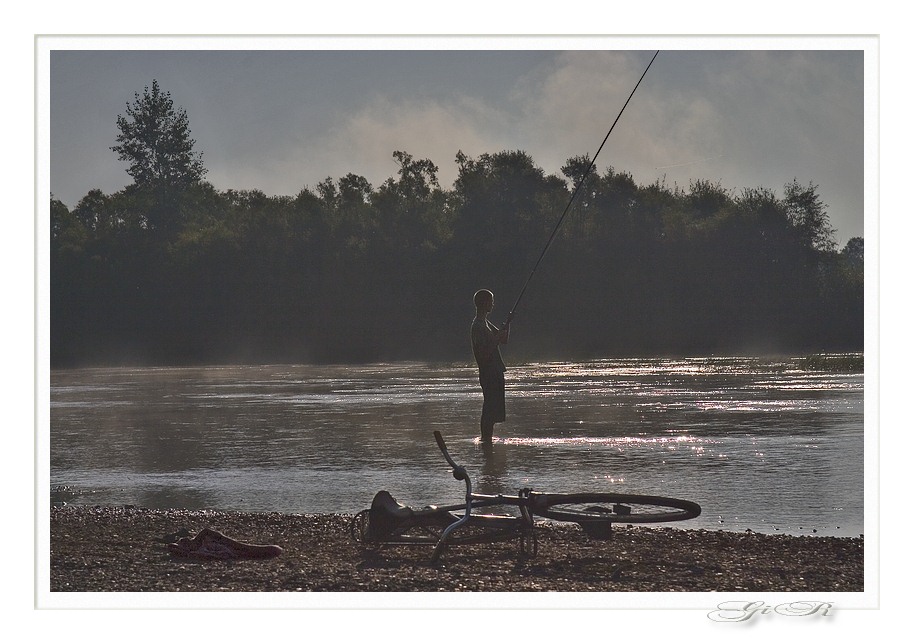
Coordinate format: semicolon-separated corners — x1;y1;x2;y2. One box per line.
431;431;474;562
433;430;468;481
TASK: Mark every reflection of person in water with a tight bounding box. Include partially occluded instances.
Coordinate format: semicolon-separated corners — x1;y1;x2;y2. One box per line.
167;527;282;560
475;440;510;496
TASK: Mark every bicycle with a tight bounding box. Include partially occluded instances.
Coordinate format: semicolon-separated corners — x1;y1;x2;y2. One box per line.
350;431;701;563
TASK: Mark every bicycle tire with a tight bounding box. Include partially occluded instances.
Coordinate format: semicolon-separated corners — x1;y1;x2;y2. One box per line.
349;509;372;543
532;492;701;525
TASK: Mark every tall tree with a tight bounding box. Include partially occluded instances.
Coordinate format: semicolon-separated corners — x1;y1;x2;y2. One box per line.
112;80;206;190
111;80;207;234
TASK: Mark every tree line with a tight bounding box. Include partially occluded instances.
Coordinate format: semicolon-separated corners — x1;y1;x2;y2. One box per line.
50;81;863;366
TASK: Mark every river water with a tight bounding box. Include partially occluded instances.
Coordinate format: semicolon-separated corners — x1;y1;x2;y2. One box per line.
49;356;864;537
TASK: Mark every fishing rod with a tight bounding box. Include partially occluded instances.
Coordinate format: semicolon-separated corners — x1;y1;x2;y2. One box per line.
505;50;660;323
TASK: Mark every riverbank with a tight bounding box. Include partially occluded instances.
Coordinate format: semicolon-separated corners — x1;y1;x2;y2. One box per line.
49;506;863;592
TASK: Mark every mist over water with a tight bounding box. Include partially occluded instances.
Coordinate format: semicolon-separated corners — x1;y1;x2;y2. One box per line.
50;356;864;537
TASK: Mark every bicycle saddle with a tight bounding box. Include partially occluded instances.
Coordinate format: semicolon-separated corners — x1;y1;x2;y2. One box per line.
370;490;415;519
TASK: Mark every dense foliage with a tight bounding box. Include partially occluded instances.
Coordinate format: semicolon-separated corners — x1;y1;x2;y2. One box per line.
50;86;863;366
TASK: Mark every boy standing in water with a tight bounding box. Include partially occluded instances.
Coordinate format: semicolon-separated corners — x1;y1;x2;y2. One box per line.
471;289;511;442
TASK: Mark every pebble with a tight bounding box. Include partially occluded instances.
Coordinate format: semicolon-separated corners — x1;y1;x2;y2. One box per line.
49;506;864;593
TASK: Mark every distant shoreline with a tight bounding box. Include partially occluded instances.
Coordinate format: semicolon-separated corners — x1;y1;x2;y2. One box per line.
49;506;863;593
48;351;865;372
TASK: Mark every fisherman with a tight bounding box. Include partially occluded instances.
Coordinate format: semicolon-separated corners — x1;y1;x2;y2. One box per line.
471;289;511;442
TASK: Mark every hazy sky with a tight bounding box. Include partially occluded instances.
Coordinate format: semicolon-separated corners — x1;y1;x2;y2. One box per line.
49;41;867;245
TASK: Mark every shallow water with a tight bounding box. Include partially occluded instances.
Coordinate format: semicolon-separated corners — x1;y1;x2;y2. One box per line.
50;356;864;536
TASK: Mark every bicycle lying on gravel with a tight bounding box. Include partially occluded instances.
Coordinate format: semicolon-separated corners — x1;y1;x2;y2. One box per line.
350;431;701;563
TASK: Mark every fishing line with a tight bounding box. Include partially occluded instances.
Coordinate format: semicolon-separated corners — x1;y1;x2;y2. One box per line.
506;50;660;321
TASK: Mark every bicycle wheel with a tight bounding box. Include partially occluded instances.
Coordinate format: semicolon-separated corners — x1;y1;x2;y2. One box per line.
532;492;701;528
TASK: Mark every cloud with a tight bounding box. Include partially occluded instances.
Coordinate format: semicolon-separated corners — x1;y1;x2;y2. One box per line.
510;51;648;152
293;51;673;193
204;93;514;196
312;94;508;190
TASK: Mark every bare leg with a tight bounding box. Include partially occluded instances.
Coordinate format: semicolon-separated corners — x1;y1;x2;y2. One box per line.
481;418;494;443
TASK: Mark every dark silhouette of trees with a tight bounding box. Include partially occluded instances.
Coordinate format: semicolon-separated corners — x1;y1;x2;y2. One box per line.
110;80;207;236
112;80;206;190
842;236;864;268
50;81;863;366
785;178;837;254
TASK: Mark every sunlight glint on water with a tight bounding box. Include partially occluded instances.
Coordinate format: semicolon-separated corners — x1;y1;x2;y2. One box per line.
50;356;863;537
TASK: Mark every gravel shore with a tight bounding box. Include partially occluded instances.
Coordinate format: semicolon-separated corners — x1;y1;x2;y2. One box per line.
49;506;863;592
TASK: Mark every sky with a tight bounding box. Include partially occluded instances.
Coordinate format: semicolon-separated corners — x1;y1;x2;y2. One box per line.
48;38;868;247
